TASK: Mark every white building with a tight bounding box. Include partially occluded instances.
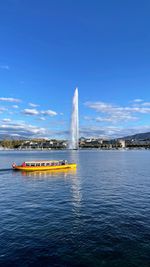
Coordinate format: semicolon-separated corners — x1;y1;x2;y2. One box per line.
119;139;126;148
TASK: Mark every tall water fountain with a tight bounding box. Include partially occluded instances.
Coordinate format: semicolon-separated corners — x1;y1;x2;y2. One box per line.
69;88;79;149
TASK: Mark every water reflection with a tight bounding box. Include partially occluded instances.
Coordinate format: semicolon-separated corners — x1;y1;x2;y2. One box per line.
21;168;77;179
14;150;83;215
68;149;80;165
69;150;82;213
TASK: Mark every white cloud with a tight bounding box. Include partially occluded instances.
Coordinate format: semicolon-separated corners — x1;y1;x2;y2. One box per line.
0;107;7;113
85;100;150;124
23;109;39;115
11;134;21;137
0;97;21;103
39;117;46;121
29;103;39;108
141;102;150;106
85;115;137;123
41;110;57;116
2;118;11;122
23;108;57;117
95;115;137;122
0;122;47;137
12;105;19;109
0;65;10;70
132;99;143;103
79;125;150;139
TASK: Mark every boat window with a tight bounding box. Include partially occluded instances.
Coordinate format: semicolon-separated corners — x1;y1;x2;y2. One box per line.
46;163;50;166
31;163;35;166
41;163;45;166
36;163;40;166
26;163;30;166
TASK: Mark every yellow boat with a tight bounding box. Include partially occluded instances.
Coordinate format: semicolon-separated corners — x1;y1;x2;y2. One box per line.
12;160;77;171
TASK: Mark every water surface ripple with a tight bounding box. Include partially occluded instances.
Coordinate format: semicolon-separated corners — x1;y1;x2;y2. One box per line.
0;150;150;266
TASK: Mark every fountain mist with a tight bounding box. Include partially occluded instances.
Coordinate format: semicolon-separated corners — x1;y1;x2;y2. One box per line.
69;88;79;149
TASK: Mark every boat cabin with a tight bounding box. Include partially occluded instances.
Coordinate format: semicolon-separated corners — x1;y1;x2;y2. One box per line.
21;160;68;167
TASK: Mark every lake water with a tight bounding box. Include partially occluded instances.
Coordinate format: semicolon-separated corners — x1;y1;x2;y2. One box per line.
0;150;150;267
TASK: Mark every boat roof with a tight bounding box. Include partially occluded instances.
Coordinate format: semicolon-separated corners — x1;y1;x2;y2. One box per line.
24;160;66;163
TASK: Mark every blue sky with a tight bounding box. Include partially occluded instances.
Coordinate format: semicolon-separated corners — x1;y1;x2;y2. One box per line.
0;0;150;139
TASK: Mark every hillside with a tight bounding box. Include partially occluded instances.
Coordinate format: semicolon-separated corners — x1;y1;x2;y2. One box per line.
0;134;27;141
121;132;150;140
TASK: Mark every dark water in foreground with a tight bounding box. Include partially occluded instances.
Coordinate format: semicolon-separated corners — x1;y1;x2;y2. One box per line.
0;150;150;267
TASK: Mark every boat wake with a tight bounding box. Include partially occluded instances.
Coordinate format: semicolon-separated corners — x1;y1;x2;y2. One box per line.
0;168;12;172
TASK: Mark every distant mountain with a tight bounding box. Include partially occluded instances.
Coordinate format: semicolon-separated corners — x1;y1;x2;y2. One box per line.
121;132;150;141
0;134;28;141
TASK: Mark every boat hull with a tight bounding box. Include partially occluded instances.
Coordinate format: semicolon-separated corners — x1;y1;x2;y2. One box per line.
13;163;77;172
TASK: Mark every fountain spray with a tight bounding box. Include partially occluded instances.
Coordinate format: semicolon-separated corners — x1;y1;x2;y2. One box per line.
69;88;79;149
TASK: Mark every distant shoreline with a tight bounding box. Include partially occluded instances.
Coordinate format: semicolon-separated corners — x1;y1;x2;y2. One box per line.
0;147;150;151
